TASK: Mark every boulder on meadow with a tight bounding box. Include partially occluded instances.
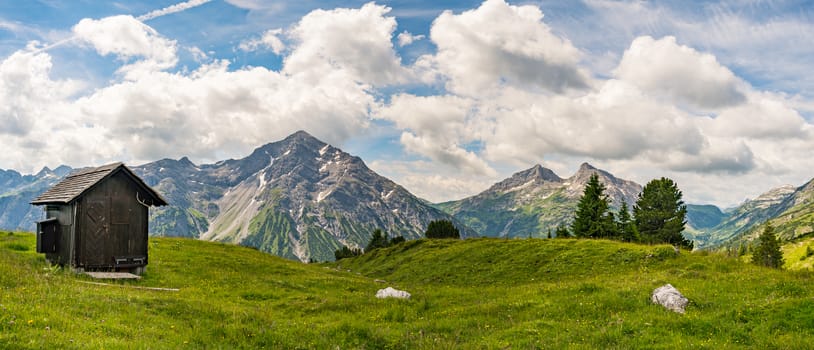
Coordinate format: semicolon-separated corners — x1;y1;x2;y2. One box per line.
651;284;688;314
376;287;411;299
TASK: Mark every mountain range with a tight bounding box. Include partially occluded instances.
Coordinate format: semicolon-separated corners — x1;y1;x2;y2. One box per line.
691;180;814;249
1;131;471;262
2;130;813;260
139;131;478;262
436;163;641;238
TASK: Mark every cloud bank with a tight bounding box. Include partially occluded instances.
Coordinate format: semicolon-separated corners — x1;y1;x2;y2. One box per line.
1;0;812;207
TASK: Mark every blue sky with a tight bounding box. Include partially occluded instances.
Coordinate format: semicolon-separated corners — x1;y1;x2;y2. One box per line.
1;0;814;207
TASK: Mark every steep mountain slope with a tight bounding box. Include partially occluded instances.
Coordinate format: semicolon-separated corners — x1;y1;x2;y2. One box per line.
693;185;796;248
770;178;814;239
134;131;472;261
723;179;814;248
437;163;642;238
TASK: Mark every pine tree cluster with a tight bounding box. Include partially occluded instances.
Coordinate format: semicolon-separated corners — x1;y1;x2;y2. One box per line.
334;228;406;261
425;220;461;239
565;174;693;250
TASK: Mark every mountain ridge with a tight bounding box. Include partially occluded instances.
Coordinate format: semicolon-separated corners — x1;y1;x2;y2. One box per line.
137;130;476;261
437;162;642;238
0;130;474;262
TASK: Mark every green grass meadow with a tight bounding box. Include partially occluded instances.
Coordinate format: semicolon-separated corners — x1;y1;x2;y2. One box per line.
2;231;814;349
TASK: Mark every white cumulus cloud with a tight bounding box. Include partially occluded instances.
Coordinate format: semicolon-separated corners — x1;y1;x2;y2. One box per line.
377;94;495;176
420;0;589;96
72;15;178;80
0;49;82;136
283;2;408;86
74;59;373;163
614;36;746;110
704;93;809;140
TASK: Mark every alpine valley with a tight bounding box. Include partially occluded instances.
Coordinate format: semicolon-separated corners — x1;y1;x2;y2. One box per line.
2;130;813;260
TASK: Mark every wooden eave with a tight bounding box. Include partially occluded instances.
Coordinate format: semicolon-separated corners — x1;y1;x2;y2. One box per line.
30;162;167;206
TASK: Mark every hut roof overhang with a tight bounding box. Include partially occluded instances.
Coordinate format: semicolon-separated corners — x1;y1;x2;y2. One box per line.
30;162;168;206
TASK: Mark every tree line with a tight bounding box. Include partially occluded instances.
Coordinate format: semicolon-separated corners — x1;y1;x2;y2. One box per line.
334;219;460;260
561;173;694;250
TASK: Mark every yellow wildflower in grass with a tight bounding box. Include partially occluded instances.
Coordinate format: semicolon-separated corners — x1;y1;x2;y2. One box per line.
27;319;33;325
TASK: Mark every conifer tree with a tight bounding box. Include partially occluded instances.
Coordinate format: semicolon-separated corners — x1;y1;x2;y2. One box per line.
555;225;570;238
616;201;638;242
751;222;784;269
366;229;389;251
571;173;616;238
334;246;362;260
425;220;460;239
634;177;692;250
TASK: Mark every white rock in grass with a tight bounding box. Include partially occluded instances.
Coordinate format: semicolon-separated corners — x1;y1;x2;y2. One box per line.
376;287;410;299
651;284;689;314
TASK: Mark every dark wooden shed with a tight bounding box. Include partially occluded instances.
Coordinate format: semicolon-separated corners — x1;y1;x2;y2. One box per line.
30;162;167;274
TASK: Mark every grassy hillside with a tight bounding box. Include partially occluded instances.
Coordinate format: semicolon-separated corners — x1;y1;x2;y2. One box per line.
0;232;385;349
342;239;814;348
2;232;814;348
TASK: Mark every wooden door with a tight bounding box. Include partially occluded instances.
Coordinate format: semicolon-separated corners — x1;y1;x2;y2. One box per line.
83;199;109;266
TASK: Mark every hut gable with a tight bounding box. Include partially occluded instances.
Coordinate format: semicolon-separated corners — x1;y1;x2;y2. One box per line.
32;162;167;206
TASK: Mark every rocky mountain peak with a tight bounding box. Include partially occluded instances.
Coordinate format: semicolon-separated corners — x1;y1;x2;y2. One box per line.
529;164;563;182
35;166;53;177
281;130;326;151
487;164;563;193
568;162;609;184
565;163;641;207
53;165;73;177
578;162;596;172
178;156;196;167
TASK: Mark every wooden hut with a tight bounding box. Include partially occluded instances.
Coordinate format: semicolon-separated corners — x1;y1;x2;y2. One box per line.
30;162;167;274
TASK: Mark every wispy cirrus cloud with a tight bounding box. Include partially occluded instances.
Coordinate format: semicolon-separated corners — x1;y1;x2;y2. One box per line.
137;0;213;21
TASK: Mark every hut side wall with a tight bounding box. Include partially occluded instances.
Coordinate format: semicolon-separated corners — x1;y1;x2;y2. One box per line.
45;204;75;265
77;171;150;269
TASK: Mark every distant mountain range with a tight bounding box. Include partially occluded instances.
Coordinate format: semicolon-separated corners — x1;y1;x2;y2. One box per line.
0;165;72;232
690;180;814;249
436;163;642;238
2;130;813;259
0;131;471;262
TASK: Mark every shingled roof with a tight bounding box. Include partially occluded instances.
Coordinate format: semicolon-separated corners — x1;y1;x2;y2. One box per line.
30;162;167;206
